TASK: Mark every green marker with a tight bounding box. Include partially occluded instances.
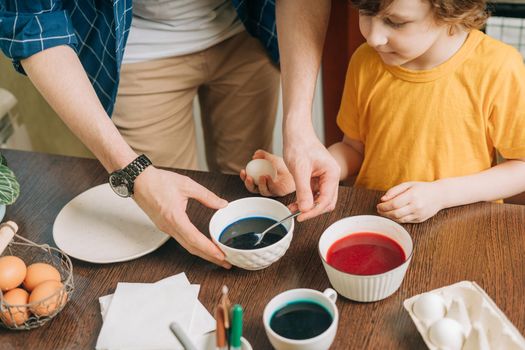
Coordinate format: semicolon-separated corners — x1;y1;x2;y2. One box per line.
230;304;243;350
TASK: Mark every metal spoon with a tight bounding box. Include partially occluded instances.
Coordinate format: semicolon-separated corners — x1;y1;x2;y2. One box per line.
253;211;301;246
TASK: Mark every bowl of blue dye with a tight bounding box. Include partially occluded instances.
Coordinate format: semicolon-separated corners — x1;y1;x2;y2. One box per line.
209;197;294;270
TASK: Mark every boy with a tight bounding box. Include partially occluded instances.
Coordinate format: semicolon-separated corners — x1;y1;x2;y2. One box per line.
241;0;525;223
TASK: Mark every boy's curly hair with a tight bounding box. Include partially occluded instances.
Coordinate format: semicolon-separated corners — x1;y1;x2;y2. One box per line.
351;0;489;30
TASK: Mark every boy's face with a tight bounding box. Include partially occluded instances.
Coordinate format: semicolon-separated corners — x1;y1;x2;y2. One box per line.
359;0;450;69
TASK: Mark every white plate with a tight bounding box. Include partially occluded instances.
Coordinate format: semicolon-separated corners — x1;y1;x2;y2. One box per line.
53;184;170;263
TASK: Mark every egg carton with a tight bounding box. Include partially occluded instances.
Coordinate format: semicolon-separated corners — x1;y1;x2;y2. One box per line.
403;281;525;350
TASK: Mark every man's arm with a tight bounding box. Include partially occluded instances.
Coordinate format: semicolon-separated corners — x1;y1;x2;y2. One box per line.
21;46;230;268
276;0;341;221
21;46;135;172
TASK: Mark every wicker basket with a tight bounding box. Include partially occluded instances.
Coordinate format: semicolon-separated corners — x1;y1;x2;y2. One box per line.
0;223;74;330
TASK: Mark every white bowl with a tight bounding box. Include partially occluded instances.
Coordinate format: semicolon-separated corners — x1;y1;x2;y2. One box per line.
318;215;413;302
209;197;294;270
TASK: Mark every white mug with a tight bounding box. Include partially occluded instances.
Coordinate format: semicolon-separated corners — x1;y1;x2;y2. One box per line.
263;288;338;350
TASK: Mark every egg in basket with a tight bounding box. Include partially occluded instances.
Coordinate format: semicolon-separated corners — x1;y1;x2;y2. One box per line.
0;221;74;330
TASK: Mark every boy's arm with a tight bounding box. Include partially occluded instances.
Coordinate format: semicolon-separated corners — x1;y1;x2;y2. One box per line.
437;159;525;207
328;136;364;181
276;0;341;220
377;159;525;223
21;45;231;268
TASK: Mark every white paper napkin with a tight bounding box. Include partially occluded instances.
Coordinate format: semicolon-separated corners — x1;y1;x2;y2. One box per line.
96;273;215;350
99;273;190;321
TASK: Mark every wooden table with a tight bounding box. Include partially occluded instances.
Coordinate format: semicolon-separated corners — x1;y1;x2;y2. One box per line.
1;149;524;349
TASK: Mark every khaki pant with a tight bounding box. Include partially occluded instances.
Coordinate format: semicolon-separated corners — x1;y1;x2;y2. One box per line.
112;31;280;173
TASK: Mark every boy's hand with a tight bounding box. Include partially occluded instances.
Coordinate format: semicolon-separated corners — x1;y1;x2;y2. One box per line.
240;150;296;197
376;181;444;223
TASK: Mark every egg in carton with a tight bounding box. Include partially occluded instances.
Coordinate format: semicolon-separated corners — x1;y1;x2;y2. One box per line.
403;281;525;350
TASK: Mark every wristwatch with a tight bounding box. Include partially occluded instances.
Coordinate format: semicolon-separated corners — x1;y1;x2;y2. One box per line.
109;154;152;198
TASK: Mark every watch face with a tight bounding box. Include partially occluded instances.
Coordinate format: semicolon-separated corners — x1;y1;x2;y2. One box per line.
114;184;130;198
109;173;130;197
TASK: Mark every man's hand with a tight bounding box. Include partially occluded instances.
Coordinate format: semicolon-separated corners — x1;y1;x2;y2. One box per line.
284;130;340;222
134;167;231;268
377;181;444;223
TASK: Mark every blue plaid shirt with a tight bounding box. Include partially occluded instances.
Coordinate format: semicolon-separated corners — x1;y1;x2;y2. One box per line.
0;0;278;116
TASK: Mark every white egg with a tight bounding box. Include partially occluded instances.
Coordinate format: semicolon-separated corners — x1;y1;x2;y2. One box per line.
412;293;446;323
245;159;276;186
428;318;465;350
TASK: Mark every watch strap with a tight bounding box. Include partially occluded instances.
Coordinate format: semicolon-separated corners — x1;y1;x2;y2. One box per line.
115;154;152;196
121;154;152;183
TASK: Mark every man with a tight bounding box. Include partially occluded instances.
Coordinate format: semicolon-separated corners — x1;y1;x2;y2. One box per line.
0;0;339;267
113;1;280;174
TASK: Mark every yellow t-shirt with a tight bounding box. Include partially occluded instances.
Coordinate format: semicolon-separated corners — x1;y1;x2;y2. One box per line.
337;30;525;191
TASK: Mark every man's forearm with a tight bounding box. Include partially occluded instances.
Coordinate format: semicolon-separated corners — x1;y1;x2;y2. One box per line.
438;160;525;208
21;45;136;172
276;0;331;132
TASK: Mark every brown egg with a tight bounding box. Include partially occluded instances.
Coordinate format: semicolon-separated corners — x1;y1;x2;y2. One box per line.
0;256;27;291
29;280;67;317
1;288;30;326
23;263;61;291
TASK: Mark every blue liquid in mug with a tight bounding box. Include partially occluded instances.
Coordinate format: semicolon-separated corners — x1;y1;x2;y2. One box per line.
219;216;287;250
270;300;333;340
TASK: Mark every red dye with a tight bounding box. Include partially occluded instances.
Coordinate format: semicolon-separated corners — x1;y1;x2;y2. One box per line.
327;232;406;275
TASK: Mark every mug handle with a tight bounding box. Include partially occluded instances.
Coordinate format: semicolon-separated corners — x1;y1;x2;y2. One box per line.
323;288;337;303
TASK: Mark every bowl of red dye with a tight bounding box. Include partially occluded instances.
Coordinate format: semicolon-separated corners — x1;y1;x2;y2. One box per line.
318;215;413;302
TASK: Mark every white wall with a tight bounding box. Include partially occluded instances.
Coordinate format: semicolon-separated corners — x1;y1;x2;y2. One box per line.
193;73;325;171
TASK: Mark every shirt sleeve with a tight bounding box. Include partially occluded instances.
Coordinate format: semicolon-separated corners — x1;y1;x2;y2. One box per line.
0;1;78;73
488;47;525;159
232;0;279;64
